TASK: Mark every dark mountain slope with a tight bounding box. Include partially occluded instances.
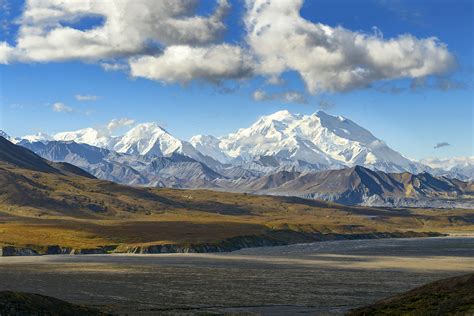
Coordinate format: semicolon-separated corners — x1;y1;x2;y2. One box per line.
0;291;105;315
234;165;473;208
0;136;94;178
19;140;224;187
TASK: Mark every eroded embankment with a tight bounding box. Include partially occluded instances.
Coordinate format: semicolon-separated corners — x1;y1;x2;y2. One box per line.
0;230;445;256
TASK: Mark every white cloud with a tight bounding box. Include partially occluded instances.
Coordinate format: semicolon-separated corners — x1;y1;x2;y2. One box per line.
130;44;254;83
52;102;73;113
107;118;135;131
1;0;230;63
244;0;456;93
75;94;99;101
266;76;284;85
252;89;307;104
282;92;307;103
0;0;457;95
0;41;14;64
252;89;267;101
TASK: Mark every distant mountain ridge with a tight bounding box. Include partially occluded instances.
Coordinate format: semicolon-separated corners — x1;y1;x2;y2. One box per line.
5;110;471;178
234;166;473;208
14;138;474;208
421;156;474;181
18;140;222;187
2;110;472;208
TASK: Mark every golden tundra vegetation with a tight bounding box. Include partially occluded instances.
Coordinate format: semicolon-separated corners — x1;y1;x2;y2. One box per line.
0;138;473;250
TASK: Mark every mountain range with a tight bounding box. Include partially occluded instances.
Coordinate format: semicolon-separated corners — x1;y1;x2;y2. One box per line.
4;133;468;255
3;110;473;208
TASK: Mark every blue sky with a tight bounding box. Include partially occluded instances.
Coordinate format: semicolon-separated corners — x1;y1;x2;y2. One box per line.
0;0;472;160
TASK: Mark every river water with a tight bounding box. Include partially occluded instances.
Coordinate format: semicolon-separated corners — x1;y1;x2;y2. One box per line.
0;237;473;315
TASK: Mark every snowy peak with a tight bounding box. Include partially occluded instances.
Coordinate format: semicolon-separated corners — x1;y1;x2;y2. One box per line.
50;122;192;158
314;111;377;144
113;122;179;156
54;127;113;149
421;156;474;170
193;110;420;172
263;109;298;122
22;132;52;143
111;123;205;161
420;156;474;180
190;135;230;163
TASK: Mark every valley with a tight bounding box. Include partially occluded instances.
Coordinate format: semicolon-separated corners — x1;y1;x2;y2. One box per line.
0;237;472;314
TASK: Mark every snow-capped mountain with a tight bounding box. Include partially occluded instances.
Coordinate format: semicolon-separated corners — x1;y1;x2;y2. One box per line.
54;127;114;149
10;110;466;177
421;156;474;170
192;110;423;173
421;156;474;180
48;123;206;163
5;116;472;208
112;123;201;159
190;134;231;163
0;130;20;143
22;132;52;143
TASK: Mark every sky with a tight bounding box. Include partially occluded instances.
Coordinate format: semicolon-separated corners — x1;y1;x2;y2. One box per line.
0;0;472;160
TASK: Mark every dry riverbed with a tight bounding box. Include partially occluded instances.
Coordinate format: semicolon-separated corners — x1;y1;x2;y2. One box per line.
0;236;473;315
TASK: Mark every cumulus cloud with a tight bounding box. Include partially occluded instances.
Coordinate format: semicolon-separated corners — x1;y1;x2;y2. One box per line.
75;94;99;101
244;0;456;93
266;76;284;85
107;118;135;131
130;44;254;83
0;0;230;63
252;89;307;103
0;0;457;94
434;142;450;149
51;102;73;113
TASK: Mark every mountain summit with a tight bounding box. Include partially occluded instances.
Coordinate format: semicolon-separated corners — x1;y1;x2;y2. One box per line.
193;110;422;173
47;123;203;161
